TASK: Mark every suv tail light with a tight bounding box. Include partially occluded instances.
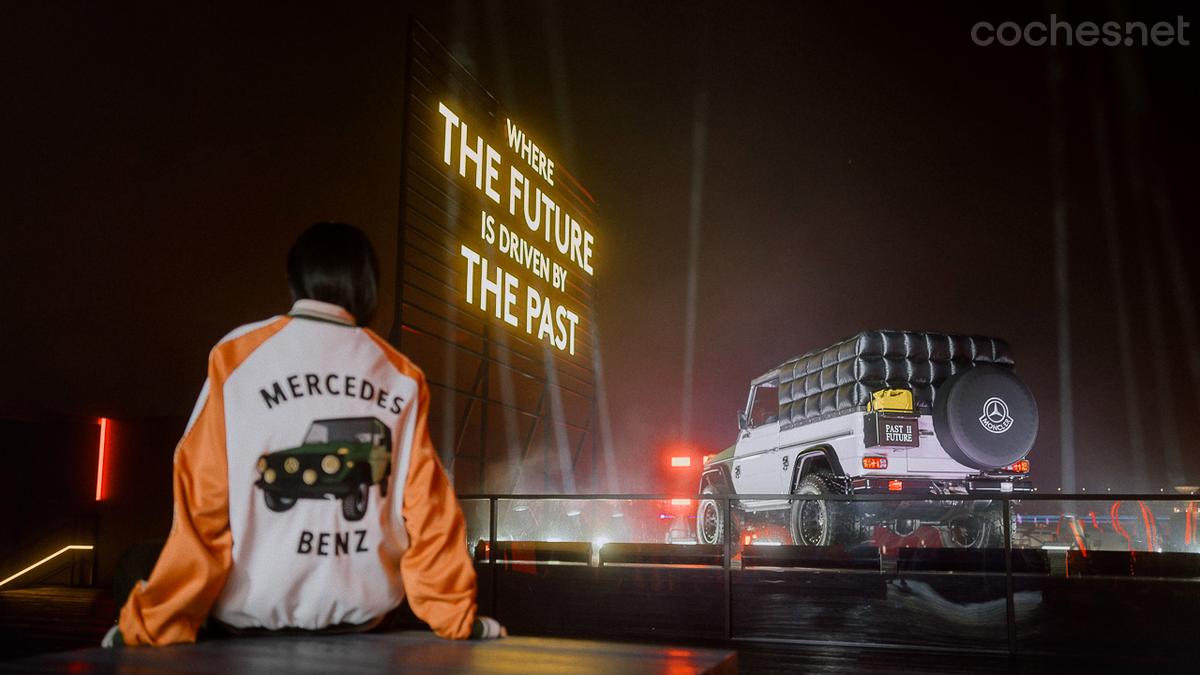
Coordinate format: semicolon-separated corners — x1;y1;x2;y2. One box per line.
888;479;904;492
1009;459;1030;473
862;456;888;470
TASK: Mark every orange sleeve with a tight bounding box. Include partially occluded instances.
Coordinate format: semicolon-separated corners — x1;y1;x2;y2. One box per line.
117;375;232;645
118;318;287;645
398;371;478;639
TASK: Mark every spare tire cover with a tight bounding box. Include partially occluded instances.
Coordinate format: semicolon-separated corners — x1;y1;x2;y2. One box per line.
933;365;1038;470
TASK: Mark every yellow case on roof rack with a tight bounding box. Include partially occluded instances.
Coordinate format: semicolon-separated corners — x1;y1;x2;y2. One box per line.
868;388;914;414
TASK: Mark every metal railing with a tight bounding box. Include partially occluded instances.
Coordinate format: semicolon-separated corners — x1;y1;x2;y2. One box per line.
457;492;1200;657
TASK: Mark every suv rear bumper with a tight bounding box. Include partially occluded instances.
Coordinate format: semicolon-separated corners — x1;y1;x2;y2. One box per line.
849;476;1033;495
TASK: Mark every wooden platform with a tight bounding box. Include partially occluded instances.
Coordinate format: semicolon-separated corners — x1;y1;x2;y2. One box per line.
0;587;114;659
4;631;737;674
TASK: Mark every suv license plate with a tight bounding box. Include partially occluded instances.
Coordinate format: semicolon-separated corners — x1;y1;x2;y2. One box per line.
865;413;920;448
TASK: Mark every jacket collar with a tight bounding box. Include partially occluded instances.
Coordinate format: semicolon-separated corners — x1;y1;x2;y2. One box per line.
289;299;356;326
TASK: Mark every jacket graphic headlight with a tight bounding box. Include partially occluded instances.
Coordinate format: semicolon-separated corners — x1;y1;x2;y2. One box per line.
302;469;318;485
284;457;300;474
263;468;277;484
321;455;341;475
256;457;267;473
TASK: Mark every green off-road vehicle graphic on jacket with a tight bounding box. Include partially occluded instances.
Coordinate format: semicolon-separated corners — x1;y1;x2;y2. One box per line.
255;417;392;521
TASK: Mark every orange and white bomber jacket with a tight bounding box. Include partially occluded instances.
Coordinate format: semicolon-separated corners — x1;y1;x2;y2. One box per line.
118;299;477;644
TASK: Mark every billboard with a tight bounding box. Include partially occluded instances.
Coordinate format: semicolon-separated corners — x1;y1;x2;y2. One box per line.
391;21;599;494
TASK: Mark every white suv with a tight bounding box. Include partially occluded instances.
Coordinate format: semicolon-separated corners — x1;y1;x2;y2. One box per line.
697;330;1037;548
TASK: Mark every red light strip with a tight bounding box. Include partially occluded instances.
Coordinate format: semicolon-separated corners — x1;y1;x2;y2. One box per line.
1068;519;1088;558
1110;501;1133;554
96;418;109;501
1187;502;1197;546
1137;501;1157;553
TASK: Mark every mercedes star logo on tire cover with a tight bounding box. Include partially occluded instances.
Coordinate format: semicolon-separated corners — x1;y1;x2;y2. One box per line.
933;365;1038;470
979;397;1014;434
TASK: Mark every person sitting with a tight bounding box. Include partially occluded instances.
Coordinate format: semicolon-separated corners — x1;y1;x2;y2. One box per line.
104;222;505;646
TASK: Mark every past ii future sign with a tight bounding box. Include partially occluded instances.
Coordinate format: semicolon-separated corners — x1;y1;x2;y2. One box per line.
392;21;599;493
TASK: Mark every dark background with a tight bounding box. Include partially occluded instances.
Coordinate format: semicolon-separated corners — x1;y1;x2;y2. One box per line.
2;1;1197;506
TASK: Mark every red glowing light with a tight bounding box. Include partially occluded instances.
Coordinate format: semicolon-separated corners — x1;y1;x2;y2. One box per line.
1111;502;1132;552
887;479;903;492
1138;501;1158;552
862;456;888;470
1009;459;1030;473
96;418;109;501
1068;518;1088;557
670;456;691;467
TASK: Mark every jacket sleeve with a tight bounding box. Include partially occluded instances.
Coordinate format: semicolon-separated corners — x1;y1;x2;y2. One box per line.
118;374;233;645
399;372;477;639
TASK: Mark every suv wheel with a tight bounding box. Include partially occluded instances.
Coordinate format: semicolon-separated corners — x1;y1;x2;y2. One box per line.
342;481;370;521
945;504;1005;548
263;490;297;513
790;471;854;547
890;518;921;538
697;487;727;545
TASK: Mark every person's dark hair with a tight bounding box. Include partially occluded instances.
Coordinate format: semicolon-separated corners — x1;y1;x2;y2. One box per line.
287;222;379;326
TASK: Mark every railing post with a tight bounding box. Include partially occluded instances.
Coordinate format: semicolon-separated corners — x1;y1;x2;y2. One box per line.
723;496;732;641
489;497;498;617
1003;497;1016;657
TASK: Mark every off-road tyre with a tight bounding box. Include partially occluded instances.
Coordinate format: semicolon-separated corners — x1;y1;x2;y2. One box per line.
263;490;297;513
697;487;737;546
933;365;1038;470
790;471;855;547
944;503;1006;548
342;481;370;521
